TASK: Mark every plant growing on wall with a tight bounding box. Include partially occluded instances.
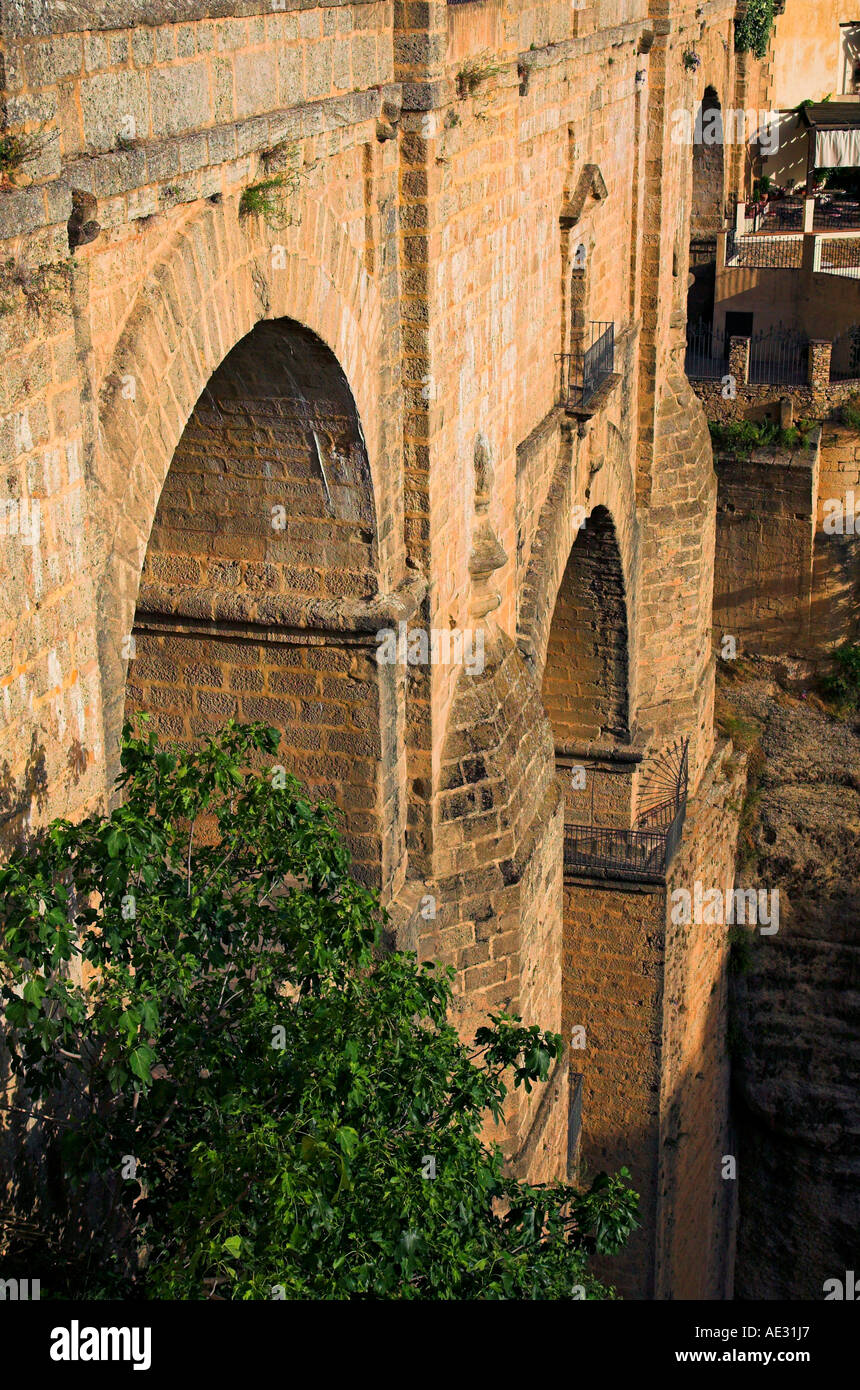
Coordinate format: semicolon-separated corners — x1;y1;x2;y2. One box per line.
239;170;301;229
0;127;53;188
0;257;71;319
456;54;504;99
840;393;860;429
708;418;816;458
0;720;639;1299
683;49;701;74
734;0;775;60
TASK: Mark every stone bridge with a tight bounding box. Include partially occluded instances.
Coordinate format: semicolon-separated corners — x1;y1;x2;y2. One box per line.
0;0;755;1296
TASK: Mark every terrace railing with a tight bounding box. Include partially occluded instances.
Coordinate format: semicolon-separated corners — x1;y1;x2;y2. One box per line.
737;196;860;235
816;238;860;279
759;200;804;232
563;739;689;884
812;200;860;231
726;231;803;269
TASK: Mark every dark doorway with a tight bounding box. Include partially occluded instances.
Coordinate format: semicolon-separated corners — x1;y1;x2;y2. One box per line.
725;310;754;339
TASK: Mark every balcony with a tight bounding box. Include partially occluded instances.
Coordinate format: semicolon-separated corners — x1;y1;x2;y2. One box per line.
556;321;617;418
725;199;860;280
561;738;689;884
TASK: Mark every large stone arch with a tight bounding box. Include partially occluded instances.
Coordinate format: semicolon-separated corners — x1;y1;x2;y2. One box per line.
91;190;408;892
91;189;397;765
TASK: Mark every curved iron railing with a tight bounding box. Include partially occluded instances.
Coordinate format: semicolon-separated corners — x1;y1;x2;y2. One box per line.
563;738;689;883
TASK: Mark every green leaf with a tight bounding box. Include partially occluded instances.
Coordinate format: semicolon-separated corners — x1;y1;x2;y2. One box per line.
129;1045;155;1085
23;977;46;1006
335;1126;359;1157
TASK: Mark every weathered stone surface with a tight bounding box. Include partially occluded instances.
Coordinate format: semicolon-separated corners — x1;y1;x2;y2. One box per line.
725;659;860;1300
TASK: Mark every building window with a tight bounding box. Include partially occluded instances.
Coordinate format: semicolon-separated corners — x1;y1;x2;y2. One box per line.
839;24;860;94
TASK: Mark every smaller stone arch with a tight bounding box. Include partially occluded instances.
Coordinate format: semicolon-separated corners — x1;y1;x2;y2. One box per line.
517;433;634;695
691;85;726;241
541;505;630;750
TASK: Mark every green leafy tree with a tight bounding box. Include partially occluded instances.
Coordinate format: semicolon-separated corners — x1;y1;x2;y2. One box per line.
0;721;638;1299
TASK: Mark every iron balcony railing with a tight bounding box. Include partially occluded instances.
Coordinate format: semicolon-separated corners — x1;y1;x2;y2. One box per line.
558;321;615;409
563;739;689;884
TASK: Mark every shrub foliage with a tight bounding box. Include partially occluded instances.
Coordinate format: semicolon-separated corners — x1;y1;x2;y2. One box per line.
0;721;638;1298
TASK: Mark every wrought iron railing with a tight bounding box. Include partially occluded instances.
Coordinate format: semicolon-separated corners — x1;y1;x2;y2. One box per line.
760;200;804;232
830;327;860;382
748;324;808;385
563;824;673;882
685;321;728;380
736;196;860;238
686;320;810;387
563;738;689;883
726;231;803;269
558;321;615;409
813;200;860;231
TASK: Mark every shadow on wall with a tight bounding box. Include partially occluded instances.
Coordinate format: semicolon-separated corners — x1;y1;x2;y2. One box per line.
0;731;92;1282
582;969;737;1302
0;732;49;857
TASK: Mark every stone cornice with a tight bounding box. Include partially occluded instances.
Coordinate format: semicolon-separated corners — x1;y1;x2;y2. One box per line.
2;0;376;41
134;572;428;641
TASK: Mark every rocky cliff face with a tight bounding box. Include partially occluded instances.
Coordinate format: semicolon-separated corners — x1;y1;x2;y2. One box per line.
720;658;860;1300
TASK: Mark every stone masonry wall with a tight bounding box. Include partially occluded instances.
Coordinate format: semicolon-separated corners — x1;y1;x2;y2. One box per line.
713;440;820;656
563;738;744;1300
563;873;665;1299
658;738;745;1301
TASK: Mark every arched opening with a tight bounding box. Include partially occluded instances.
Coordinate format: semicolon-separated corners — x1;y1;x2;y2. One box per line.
541;505;629;760
124;317;390;888
688;86;725;328
541;503;637;840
